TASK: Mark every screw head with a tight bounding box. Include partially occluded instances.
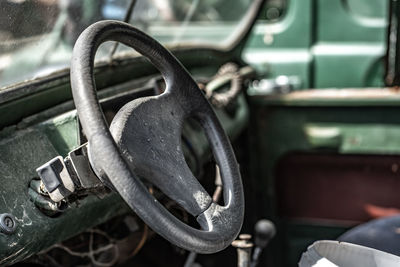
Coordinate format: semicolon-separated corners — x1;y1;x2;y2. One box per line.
4;217;13;228
0;213;17;234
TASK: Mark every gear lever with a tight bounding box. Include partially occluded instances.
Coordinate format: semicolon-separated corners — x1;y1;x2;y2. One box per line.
250;219;276;267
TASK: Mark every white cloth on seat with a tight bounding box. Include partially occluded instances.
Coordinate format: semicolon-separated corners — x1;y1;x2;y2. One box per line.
299;240;400;267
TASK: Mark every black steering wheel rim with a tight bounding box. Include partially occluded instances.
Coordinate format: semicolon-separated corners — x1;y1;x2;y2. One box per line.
70;20;244;253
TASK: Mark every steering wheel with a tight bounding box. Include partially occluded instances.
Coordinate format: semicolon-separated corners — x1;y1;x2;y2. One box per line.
70;20;244;253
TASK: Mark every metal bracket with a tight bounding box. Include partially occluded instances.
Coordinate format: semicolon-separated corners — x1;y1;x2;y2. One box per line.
247;75;301;96
66;144;103;189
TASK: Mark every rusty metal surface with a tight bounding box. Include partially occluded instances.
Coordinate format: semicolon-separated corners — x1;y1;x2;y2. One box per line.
278;88;400;99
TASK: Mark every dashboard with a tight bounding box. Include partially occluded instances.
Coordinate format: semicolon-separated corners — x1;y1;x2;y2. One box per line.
0;65;252;265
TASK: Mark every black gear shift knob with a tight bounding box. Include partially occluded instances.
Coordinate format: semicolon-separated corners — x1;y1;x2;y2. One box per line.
254;219;276;249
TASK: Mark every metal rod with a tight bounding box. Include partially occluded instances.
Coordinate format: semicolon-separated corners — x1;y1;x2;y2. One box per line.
232;235;253;267
108;0;137;61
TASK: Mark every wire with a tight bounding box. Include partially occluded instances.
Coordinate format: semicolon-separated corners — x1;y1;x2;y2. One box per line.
108;0;138;61
130;224;149;257
171;0;200;44
41;229;119;267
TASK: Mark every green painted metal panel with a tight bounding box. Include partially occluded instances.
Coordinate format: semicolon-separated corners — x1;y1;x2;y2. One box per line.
243;0;389;88
314;0;388;88
305;123;400;154
246;0;313;49
317;0;387;42
243;0;313;88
